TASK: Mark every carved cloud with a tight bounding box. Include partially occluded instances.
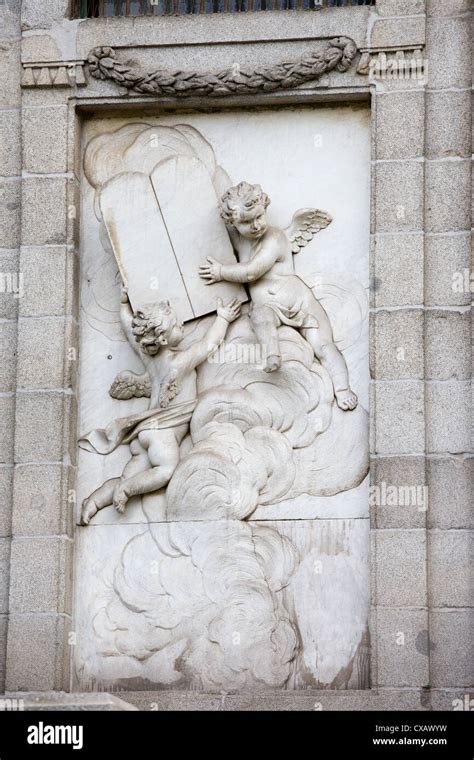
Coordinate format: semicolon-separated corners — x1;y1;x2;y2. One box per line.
166;314;368;521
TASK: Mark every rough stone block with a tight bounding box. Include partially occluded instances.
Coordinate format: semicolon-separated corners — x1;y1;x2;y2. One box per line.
425;15;472;89
6;613;70;691
0;396;15;464
21;177;67;246
0;181;20;248
369;381;375;454
0;109;21;177
373;309;424;380
22;106;68;174
430;610;474;687
20;88;69;108
374;381;425;455
375;162;424;233
376;92;425;160
425;381;471;453
376;529;427;607
425;160;471;233
14;391;65;462
375;0;425;15
19;246;74;317
12;463;73;537
118;688;427;711
373;233;424;307
431;689;474;711
16;317;74;390
427;457;473;529
425;233;471;307
20;34;62;63
429;530;472;608
0;0;21;38
0;41;21;109
370;17;426;49
0;537;11;614
372;456;426;529
21;0;72;31
9;536;72;613
0;614;6;692
426;90;472;159
427;0;472;14
0;320;17;392
0;466;13;538
376;609;429;687
425;310;471;380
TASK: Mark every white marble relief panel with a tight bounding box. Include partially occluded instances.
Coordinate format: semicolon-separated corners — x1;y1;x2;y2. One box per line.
74;105;371;691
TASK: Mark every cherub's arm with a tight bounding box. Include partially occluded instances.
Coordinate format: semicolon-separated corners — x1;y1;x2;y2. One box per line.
199;238;279;285
179;298;241;371
119;286;140;355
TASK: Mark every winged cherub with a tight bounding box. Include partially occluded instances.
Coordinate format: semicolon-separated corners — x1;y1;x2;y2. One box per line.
199;181;357;411
78;287;241;525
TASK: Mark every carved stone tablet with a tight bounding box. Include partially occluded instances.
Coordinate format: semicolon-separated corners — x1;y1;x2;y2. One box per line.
150;154;247;318
99;171;194;320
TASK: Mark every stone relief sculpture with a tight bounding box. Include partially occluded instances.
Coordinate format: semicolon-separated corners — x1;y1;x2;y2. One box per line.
199;181;358;410
86;37;357;99
79;290;241;524
75;120;370;692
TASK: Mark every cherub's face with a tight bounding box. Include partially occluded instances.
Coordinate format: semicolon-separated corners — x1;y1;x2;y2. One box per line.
136;308;184;355
233;204;268;241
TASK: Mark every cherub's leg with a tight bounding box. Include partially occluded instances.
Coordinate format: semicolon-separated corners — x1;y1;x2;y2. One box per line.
301;324;358;411
250;305;281;372
80;439;149;525
80;478;120;525
112;429;180;513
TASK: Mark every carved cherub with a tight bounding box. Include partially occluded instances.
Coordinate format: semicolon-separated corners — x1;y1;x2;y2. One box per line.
199;182;358;411
79;287;241;525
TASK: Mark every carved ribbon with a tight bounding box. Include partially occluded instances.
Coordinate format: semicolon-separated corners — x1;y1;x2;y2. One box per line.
87;37;357;98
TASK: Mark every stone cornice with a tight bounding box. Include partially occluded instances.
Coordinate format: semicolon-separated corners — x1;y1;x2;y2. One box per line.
22;61;86;88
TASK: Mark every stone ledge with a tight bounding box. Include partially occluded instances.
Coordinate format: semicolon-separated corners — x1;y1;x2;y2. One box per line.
0;692;138;711
97;688;474;711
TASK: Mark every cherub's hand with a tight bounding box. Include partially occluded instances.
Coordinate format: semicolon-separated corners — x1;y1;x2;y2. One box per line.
199;257;222;285
217;297;241;323
120;284;129;304
113;482;129;513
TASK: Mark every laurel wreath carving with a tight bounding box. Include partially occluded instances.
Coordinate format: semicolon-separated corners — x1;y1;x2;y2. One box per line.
87;37;357;98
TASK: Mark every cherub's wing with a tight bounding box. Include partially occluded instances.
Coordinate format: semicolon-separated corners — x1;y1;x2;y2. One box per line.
285;208;333;254
109;370;151;400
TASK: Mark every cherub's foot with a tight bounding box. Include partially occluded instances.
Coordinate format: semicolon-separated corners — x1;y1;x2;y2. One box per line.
264;355;282;373
113;485;129;514
80;498;98;526
335;388;358;411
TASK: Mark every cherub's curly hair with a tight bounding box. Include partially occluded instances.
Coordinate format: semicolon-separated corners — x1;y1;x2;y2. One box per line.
131;301;176;354
220;182;270;225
